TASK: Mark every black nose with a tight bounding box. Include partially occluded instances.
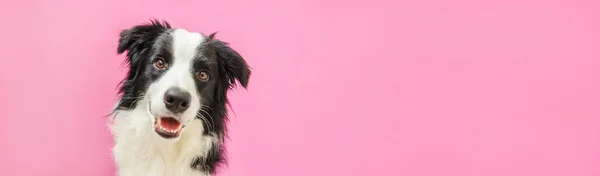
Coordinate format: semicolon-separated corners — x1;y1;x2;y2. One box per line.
163;87;191;113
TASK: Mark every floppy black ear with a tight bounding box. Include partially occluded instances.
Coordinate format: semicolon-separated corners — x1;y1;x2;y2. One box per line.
117;19;171;55
209;33;251;89
116;20;172;94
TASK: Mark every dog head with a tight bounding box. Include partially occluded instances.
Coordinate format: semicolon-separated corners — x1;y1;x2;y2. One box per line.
114;20;250;140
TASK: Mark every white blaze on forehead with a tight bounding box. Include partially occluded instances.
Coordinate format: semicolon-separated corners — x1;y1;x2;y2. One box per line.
164;28;205;96
171;28;205;63
166;28;205;87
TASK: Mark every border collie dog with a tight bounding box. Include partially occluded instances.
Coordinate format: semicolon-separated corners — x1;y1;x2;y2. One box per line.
110;20;250;176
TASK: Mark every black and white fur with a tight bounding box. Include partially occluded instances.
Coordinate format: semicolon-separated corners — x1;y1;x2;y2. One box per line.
110;20;250;176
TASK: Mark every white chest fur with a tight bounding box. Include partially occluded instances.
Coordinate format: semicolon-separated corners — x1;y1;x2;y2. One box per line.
110;109;215;176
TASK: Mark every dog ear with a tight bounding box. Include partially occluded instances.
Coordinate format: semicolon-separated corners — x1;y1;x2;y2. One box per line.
117;20;171;85
209;33;251;89
117;19;171;54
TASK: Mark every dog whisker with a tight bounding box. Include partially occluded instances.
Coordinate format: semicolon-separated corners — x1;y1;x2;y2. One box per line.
201;105;213;110
196;111;213;131
119;96;146;100
199;107;216;130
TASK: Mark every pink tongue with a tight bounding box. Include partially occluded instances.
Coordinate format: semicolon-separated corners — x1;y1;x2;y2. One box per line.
160;118;181;130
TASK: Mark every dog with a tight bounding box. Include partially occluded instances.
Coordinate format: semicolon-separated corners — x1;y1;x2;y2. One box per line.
109;20;251;176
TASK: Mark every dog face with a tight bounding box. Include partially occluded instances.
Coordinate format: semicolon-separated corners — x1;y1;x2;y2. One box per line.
115;20;250;140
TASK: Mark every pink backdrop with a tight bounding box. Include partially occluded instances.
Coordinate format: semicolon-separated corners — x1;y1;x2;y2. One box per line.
1;0;599;175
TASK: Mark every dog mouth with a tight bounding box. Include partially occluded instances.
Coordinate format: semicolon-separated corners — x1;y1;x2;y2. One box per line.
154;117;184;139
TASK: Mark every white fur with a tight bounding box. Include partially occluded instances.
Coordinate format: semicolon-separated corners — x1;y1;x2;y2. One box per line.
148;29;204;125
111;29;217;176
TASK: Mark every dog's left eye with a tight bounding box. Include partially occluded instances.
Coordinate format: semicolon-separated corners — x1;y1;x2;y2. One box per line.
196;70;210;82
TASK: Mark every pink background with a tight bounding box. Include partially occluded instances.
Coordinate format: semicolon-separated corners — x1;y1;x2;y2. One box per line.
0;0;599;175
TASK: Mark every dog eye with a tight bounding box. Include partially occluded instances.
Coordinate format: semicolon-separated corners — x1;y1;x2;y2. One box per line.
153;58;167;69
196;70;210;82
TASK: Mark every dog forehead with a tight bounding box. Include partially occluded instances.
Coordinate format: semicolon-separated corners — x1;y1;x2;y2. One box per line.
171;28;205;64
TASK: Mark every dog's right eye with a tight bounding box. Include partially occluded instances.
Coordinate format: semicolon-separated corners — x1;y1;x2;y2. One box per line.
153;58;167;70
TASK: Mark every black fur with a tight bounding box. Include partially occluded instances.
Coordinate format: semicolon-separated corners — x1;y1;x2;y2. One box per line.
116;19;172;111
115;19;251;174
